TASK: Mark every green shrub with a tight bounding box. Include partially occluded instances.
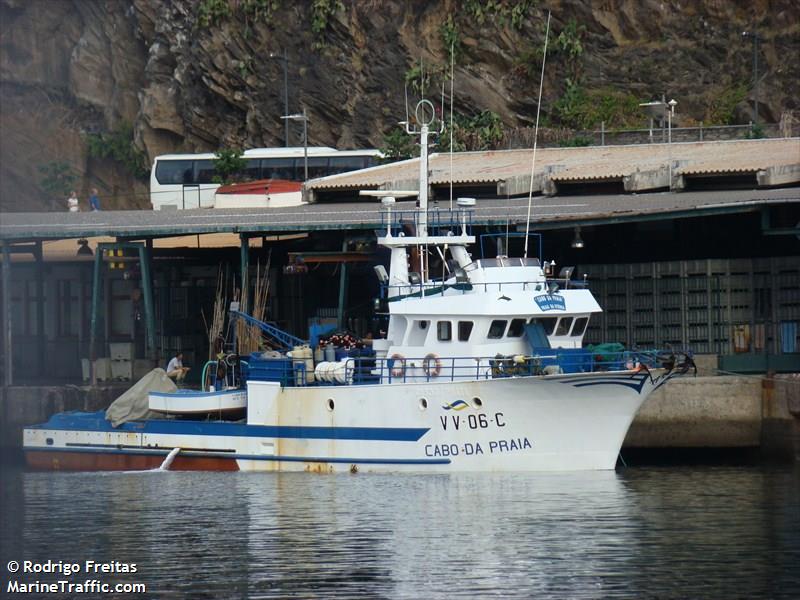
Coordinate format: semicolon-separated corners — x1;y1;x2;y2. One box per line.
85;123;149;179
212;148;248;184
440;15;461;64
559;136;592;147
553;80;642;130
38;161;78;198
197;0;232;27
441;110;504;152
706;83;747;125
381;127;418;161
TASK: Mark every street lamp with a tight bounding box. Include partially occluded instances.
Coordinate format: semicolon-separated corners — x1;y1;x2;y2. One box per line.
741;30;761;124
269;50;290;147
667;99;677;144
281;109;309;181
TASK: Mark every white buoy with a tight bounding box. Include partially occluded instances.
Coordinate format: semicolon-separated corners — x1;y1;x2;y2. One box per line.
158;447;181;471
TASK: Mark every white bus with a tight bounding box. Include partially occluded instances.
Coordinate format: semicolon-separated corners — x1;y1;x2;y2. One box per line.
149;147;382;210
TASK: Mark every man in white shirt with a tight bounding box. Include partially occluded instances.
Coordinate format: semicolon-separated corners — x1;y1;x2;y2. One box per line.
166;352;190;382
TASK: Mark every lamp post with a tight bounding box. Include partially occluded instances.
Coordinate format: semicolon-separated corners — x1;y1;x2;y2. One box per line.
741;30;761;124
269;50;290;147
281;108;309;181
667;99;677;144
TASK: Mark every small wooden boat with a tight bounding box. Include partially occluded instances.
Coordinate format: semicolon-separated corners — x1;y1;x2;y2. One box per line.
148;388;247;417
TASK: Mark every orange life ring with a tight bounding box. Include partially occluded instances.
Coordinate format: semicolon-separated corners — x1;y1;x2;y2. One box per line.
390;353;406;378
423;353;442;377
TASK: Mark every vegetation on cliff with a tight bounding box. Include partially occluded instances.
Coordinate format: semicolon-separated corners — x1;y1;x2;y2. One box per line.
0;0;797;211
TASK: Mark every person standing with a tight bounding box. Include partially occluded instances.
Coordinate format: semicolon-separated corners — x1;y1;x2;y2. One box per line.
166;352;190;382
89;187;101;211
66;190;79;212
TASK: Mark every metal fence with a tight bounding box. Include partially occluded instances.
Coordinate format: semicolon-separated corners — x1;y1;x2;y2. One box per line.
503;122;799;149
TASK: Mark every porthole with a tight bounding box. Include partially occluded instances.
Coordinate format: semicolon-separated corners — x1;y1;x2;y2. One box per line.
419;397;428;410
472;397;483;408
327;398;335;411
46;438;54;446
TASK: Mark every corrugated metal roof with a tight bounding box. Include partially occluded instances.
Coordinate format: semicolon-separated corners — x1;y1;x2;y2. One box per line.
1;188;797;242
306;138;800;190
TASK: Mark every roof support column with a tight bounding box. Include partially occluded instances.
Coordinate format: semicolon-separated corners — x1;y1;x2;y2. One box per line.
337;239;348;330
138;241;157;362
240;234;250;308
33;241;45;377
88;245;103;385
1;242;12;386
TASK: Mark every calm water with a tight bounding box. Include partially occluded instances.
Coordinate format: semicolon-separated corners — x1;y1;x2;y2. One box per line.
1;465;798;599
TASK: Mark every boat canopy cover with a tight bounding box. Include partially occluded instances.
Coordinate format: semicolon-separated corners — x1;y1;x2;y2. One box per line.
105;368;177;427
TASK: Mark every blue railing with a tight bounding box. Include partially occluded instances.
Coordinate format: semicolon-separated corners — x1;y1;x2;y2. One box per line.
245;349;694;387
231;310;307;352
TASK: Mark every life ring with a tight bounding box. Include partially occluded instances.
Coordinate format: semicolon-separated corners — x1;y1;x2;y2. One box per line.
423;353;442;377
390;353;406;378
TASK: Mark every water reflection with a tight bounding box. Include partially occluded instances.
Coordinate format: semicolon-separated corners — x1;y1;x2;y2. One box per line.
1;466;797;599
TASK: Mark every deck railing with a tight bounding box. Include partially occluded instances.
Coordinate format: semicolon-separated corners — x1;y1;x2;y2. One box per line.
246;349;694;387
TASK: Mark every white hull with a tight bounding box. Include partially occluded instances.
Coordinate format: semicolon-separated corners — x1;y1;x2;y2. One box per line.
24;370;667;472
148;389;247;416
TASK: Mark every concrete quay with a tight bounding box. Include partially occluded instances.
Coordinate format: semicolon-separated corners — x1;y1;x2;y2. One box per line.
1;374;799;462
624;374;800;461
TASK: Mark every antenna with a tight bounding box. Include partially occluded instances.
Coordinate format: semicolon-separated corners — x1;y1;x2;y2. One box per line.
524;10;551;259
403;82;410;127
449;40;455;211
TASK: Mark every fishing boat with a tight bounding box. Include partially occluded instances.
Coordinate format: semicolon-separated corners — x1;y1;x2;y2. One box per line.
22;98;694;473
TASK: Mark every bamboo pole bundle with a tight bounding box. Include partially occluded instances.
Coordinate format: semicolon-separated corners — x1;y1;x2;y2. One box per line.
237;251;272;355
203;265;228;361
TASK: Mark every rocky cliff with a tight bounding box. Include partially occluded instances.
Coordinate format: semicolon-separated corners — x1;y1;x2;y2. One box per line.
1;0;797;212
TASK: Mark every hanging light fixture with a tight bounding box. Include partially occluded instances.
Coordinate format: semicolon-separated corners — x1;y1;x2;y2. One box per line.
76;238;93;256
571;226;584;249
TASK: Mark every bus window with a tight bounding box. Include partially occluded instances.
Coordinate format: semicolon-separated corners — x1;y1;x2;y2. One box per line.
244;158;261;180
194;160;216;184
329;156;368;175
155;160;194;185
262;158;296;180
306;157;329;180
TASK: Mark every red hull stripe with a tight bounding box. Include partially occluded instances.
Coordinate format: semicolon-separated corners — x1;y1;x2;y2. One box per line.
25;451;239;472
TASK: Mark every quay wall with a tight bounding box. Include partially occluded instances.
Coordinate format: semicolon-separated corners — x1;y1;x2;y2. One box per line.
1;375;798;460
624;375;800;461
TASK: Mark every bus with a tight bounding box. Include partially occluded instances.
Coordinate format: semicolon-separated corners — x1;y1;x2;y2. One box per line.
149;147;382;210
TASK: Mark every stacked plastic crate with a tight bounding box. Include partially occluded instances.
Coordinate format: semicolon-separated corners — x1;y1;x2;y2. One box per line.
109;342;134;381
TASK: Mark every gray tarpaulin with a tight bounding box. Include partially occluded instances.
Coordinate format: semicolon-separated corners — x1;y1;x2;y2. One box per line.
105;368;177;427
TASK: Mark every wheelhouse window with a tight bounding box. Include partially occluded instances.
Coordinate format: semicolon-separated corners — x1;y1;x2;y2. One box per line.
437;321;452;341
507;318;526;337
539;317;558;335
488;319;507;339
571;316;589;336
458;321;473;341
555;317;574;336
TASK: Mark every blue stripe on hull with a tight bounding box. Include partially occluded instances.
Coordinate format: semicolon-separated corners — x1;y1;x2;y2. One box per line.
25;446;450;466
29;411;429;442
